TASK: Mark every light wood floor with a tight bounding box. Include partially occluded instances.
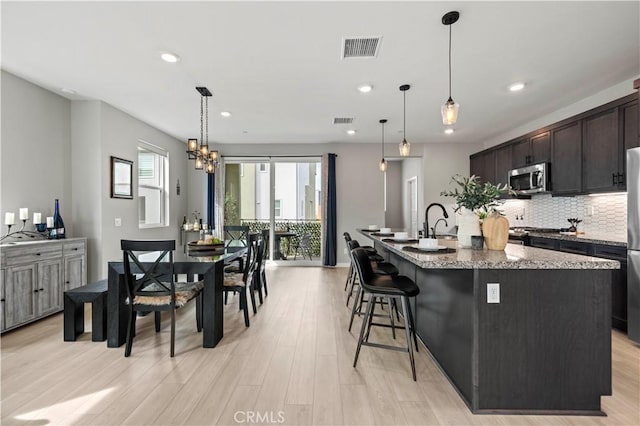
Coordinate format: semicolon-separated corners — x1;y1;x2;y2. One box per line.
1;266;639;426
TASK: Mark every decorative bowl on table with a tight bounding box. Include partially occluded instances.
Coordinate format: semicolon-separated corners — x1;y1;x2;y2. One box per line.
187;240;225;251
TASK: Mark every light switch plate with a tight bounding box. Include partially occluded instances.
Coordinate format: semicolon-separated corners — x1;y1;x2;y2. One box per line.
115;218;122;227
487;283;500;303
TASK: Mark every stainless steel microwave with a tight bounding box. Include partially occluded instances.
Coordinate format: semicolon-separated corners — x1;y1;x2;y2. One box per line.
508;162;548;194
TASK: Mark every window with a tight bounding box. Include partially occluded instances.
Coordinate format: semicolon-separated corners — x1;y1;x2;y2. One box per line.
274;199;282;218
138;141;169;228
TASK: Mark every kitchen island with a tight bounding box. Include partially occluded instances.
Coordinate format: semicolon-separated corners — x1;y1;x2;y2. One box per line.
359;230;620;415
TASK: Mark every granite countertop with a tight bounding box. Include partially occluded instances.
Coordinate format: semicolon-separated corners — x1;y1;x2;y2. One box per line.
359;231;620;270
526;231;627;247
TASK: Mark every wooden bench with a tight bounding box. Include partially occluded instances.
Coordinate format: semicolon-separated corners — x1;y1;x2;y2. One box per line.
64;279;107;342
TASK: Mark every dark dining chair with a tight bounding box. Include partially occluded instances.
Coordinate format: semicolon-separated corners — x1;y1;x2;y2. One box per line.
121;239;203;357
224;237;261;327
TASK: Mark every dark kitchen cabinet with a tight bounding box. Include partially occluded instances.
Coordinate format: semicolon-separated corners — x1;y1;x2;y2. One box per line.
582;107;620;192
528;236;559;250
551;121;582;195
470;150;495;184
494;145;512;186
512;132;550;168
593;244;627;331
623;101;639;151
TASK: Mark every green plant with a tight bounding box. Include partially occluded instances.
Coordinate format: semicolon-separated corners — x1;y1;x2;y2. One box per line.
440;175;514;216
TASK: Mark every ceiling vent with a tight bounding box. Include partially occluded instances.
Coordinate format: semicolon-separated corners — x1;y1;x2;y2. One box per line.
333;117;354;124
341;36;382;59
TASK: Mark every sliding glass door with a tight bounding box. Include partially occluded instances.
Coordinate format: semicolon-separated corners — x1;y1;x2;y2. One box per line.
224;157;322;264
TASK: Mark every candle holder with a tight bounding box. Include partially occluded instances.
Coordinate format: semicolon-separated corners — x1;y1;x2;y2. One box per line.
1;219;48;242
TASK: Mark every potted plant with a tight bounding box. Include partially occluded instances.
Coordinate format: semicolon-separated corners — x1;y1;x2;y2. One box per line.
440;175;513;248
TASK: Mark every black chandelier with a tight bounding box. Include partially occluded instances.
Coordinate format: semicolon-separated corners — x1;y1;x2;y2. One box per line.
186;87;219;173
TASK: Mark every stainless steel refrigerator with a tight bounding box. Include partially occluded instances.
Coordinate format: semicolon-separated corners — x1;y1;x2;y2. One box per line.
627;147;640;343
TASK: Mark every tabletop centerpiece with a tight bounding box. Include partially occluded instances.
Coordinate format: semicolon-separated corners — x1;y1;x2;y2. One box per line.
440;175;514;249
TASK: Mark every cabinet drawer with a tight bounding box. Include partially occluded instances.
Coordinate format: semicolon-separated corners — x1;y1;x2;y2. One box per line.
559;240;593;255
529;237;559;250
63;241;85;256
593;244;626;261
4;243;63;266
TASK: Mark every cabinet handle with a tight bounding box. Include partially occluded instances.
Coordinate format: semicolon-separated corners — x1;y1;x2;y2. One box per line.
66;281;70;284
35;253;41;256
1;298;5;302
618;173;624;185
612;173;617;185
72;247;78;251
34;289;39;293
40;288;44;292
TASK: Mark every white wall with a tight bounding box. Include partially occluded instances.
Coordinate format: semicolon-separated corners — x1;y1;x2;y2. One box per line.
1;70;72;231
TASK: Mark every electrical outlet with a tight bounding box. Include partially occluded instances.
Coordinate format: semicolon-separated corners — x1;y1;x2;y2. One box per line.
487;283;500;303
586;206;595;216
114;217;122;227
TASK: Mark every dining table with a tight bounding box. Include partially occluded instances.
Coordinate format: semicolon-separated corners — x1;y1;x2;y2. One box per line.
106;246;247;349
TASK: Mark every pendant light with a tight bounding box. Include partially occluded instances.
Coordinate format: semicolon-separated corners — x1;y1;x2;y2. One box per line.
185;87;219;174
399;85;411;156
441;11;460;125
379;119;387;172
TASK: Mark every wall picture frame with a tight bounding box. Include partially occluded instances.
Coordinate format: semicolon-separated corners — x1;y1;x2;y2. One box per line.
111;156;133;199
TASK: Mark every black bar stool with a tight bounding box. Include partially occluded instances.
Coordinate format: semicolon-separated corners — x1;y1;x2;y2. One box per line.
351;247;420;381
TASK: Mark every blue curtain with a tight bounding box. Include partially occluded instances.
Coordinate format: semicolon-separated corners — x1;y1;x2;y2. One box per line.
207;173;215;229
323;153;337;266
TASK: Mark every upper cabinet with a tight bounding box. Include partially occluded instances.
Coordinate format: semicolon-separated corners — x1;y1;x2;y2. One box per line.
582;107;620;193
551;121;582;195
470;150;496;184
470;92;637;195
512;132;550;168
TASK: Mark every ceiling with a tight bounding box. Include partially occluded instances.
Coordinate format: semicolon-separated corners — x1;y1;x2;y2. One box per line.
2;2;639;147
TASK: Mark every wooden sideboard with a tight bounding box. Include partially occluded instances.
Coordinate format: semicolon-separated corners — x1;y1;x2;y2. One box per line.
1;238;87;332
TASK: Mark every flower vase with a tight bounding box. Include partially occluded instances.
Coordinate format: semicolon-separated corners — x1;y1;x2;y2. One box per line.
457;208;482;248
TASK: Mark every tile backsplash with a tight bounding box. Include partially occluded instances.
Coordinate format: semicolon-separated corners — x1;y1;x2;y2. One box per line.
500;193;627;238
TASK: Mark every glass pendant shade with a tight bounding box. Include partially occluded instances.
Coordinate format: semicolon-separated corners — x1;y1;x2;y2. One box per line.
200;143;209;157
206;160;215;174
187;138;198;153
441;97;459;125
195;156;204;170
209;150;219;161
379;158;387;172
399;139;410;157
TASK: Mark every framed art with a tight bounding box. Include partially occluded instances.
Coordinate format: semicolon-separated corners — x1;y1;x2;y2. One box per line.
111;156;133;199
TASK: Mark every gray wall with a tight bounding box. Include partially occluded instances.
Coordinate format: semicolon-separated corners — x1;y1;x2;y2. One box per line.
1;71;72;230
3;72;188;281
384;161;403;228
421;142;483;232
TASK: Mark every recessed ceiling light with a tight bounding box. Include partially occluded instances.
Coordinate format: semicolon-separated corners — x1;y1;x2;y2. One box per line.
61;88;76;95
357;84;373;93
160;52;180;63
444;128;454;135
509;82;525;92
221;111;231;117
347;130;356;135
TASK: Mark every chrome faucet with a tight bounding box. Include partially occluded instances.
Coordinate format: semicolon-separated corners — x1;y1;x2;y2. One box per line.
430;218;449;239
424;203;449;239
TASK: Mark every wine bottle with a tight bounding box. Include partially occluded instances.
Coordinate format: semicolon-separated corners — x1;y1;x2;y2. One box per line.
50;199;66;239
182;215;187;230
